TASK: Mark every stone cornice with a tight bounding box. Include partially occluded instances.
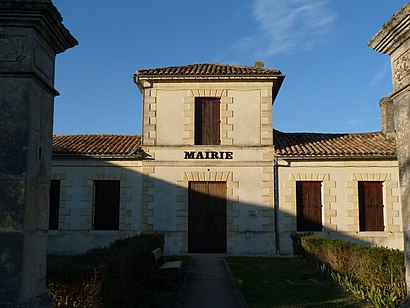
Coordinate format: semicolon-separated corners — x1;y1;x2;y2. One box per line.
134;75;285;104
0;0;78;53
368;3;410;55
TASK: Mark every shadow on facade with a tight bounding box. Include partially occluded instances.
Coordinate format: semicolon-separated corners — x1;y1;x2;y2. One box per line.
400;158;410;248
273;130;351;150
48;151;393;256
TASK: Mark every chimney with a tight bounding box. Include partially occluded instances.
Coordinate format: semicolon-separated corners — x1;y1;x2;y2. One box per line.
379;97;396;138
254;61;264;69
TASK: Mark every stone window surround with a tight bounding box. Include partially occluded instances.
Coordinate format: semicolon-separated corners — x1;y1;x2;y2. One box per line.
141;166;155;232
51;172;71;230
175;171;239;252
346;173;400;234
80;173;132;231
142;86;273;146
183;89;234;146
283;173;336;231
140;167;274;251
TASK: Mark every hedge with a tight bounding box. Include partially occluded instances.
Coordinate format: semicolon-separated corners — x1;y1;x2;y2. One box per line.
292;234;406;307
46;233;164;307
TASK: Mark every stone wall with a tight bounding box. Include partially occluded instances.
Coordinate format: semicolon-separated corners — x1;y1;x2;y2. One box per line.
277;159;402;254
48;159;143;254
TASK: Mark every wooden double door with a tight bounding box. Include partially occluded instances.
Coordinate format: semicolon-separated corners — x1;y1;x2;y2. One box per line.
188;181;227;253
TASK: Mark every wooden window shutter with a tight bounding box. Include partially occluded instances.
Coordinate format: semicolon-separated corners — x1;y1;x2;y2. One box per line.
94;180;120;230
358;181;384;231
195;98;220;145
49;179;60;230
296;181;322;231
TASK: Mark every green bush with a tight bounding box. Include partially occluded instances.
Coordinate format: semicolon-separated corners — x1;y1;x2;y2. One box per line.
46;233;164;307
292;234;405;307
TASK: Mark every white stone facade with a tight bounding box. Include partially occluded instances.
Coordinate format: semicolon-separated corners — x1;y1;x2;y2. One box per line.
49;63;403;255
277;159;402;254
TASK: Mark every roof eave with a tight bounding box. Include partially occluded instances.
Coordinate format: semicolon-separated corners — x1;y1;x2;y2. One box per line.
52;153;143;160
134;74;285;103
275;154;397;161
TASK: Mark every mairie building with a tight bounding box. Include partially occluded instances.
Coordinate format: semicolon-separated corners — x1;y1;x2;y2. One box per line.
49;63;402;255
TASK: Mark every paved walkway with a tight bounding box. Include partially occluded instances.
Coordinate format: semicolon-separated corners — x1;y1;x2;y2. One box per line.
178;256;246;308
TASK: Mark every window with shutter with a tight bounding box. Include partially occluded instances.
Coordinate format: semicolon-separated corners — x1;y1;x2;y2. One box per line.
93;180;120;230
358;181;384;231
296;181;322;231
49;179;60;230
195;97;220;145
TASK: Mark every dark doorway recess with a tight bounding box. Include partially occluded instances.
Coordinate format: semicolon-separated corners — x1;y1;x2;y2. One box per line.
49;179;61;230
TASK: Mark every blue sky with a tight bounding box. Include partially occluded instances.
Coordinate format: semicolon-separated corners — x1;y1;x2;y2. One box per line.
52;0;408;135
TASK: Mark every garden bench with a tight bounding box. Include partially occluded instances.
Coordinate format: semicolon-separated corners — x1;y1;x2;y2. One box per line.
152;248;182;281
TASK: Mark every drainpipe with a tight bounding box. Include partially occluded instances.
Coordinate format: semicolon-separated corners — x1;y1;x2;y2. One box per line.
274;156;280;255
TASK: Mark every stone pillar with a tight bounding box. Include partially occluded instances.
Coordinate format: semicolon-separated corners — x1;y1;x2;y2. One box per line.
379;97;396;138
0;0;77;306
369;3;410;305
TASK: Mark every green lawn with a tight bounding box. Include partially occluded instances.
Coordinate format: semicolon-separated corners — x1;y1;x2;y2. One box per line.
226;257;369;308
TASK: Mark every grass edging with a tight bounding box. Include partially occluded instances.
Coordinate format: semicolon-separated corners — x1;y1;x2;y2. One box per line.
226;256;366;307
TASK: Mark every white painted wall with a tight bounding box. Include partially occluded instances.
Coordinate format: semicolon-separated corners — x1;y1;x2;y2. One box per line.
228;89;261;145
156;89;187;145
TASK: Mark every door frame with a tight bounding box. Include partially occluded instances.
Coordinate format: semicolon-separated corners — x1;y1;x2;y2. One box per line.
188;181;227;253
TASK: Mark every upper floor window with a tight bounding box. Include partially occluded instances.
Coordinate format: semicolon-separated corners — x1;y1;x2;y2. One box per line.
49;179;60;230
93;180;120;230
296;181;322;231
358;181;384;231
195;97;220;145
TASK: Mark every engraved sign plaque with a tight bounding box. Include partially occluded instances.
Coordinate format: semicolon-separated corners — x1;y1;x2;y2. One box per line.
393;48;410;92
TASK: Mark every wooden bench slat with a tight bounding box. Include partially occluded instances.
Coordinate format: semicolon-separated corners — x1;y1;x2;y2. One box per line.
160;260;182;270
152;248;182;282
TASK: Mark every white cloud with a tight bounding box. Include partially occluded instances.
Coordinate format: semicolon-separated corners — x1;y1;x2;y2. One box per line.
370;60;390;87
234;0;337;58
345;119;365;126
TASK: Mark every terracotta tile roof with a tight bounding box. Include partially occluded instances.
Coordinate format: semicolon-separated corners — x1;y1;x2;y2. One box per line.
136;63;282;77
53;134;142;156
52;132;396;159
274;130;397;158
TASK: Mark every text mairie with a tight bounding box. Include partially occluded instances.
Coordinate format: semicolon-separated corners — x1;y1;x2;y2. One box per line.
184;151;233;160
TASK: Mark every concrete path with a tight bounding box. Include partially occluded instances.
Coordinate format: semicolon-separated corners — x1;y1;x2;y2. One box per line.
178;256;246;308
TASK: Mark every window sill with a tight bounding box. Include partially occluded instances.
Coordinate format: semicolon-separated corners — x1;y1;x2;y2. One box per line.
358;231;389;238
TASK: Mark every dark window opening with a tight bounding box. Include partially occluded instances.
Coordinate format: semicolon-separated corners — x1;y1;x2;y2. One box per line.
49;179;60;230
296;181;322;231
359;181;384;231
195;97;220;145
94;180;120;230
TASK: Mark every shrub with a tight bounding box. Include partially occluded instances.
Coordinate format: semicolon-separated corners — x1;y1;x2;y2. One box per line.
292;234;405;307
47;233;164;307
